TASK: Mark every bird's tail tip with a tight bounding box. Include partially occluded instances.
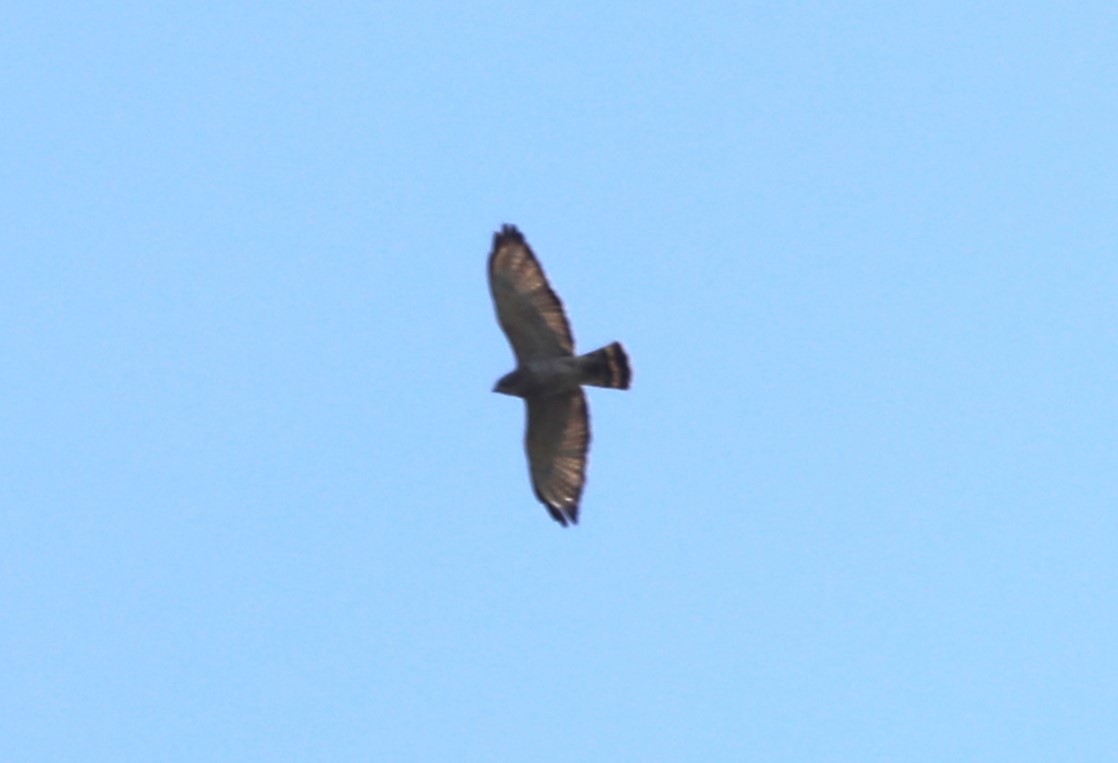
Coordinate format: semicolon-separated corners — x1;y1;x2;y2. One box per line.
581;342;631;390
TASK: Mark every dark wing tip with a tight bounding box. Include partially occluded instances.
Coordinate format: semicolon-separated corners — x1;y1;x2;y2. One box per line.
545;503;578;527
536;486;579;527
493;223;525;249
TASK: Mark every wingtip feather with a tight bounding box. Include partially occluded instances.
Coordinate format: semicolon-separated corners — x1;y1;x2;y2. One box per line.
493;223;525;249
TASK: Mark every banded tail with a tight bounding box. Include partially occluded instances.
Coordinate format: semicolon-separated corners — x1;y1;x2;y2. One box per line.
579;342;632;390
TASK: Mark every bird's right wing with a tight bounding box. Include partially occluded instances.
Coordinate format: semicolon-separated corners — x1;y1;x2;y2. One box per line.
525;390;589;526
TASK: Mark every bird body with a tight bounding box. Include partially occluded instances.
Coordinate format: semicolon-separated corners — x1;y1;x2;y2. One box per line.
488;224;631;526
494;343;630;398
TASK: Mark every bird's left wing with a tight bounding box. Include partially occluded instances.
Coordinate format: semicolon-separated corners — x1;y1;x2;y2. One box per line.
489;225;575;363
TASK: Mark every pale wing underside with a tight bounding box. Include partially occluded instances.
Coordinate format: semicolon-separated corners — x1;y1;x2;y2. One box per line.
488;226;575;363
526;391;589;526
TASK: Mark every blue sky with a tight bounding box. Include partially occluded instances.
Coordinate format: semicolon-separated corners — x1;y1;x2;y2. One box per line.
3;2;1116;760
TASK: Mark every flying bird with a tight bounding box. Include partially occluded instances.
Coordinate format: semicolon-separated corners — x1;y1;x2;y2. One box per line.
488;224;631;526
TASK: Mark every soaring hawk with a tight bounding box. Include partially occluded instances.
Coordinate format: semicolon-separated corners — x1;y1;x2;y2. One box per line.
488;224;631;526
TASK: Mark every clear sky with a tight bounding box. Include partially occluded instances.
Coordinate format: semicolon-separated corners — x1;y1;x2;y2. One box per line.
3;3;1116;760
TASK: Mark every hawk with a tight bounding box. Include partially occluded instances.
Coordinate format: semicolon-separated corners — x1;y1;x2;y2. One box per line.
488;224;631;526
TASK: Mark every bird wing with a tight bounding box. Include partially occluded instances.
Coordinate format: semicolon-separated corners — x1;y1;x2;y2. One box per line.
525;390;589;526
488;225;575;363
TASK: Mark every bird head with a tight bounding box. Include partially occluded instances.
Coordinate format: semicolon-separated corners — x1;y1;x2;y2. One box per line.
493;370;523;396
